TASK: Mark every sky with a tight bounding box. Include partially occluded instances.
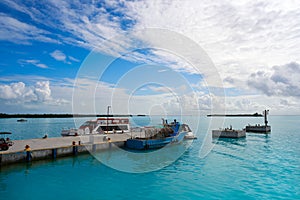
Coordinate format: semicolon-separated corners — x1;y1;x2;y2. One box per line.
0;0;300;115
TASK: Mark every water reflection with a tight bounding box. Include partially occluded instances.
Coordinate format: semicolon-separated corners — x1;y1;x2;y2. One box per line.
93;140;193;173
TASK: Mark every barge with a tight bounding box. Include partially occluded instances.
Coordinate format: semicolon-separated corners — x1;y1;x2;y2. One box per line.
212;126;246;138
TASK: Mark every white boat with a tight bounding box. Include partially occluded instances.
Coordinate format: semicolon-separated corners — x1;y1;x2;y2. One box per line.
61;128;78;137
184;131;197;139
181;124;196;139
61;117;130;136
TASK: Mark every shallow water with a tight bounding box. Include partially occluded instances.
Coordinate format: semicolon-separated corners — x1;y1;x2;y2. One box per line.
0;116;299;199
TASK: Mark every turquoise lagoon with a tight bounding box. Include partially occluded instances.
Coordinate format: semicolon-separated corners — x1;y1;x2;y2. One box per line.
0;116;299;199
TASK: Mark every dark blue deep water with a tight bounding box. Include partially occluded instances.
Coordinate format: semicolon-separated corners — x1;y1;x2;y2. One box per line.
0;116;299;199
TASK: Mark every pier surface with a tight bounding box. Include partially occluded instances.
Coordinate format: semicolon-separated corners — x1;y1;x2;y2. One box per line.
212;129;246;138
0;134;131;166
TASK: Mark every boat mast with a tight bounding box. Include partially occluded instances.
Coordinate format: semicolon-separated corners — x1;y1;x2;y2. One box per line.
107;106;111;133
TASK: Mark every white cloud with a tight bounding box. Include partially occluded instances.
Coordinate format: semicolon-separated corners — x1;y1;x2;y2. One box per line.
34;81;51;101
224;95;300;115
2;0;300;114
1;76;299;115
35;63;48;69
247;62;300;97
50;50;81;64
18;59;49;69
71;77;213;115
0;81;68;106
3;1;300;74
148;85;173;93
4;0;299;77
68;56;80;62
0;75;50;83
124;0;300;78
50;50;66;62
0;13;59;45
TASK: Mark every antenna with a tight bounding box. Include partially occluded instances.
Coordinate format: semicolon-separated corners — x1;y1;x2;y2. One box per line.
263;109;269;126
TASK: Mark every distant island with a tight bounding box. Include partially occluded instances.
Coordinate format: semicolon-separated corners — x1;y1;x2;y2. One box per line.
0;113;147;118
207;112;263;117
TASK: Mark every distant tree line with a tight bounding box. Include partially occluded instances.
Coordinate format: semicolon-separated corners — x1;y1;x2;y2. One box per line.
207;112;263;117
0;113;146;118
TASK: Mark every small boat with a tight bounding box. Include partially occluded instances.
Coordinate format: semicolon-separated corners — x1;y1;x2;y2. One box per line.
181;124;196;139
125;119;191;150
184;131;197;139
17;119;27;122
0;132;13;151
61;128;78;137
61;117;130;136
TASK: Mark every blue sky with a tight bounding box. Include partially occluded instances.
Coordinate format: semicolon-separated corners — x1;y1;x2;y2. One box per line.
1;0;300;115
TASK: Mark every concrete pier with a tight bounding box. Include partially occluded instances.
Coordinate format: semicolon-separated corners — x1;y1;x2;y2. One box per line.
245;125;271;133
0;134;131;166
212;129;246;138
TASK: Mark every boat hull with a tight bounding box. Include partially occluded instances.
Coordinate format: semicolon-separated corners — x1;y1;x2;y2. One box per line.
184;132;197;139
126;131;187;150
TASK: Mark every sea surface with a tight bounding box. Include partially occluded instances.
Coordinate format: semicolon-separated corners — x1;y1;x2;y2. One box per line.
0;116;299;199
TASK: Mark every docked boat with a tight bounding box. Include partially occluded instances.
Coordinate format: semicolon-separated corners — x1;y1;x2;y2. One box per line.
61;128;78;137
125;119;191;150
61;117;130;136
17;119;27;122
182;125;196;139
0;132;13;151
184;131;197;139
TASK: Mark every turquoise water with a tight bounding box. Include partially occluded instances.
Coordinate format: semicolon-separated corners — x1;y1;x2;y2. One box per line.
0;116;299;199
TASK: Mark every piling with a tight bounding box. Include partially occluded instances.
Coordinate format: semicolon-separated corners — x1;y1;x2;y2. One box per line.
73;146;78;155
92;144;96;152
52;148;57;159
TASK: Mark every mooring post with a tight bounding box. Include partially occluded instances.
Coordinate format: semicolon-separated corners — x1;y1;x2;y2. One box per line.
108;138;112;149
72;141;78;155
52;148;57;159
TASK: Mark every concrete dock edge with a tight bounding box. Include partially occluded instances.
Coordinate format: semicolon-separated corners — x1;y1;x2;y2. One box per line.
0;134;129;166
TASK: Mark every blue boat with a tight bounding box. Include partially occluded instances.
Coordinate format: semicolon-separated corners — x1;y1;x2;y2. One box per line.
126;119;190;150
